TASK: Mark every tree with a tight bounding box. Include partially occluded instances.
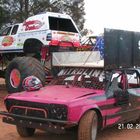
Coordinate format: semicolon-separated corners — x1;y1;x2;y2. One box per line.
1;0;50;22
1;0;85;30
0;0;10;29
50;0;85;30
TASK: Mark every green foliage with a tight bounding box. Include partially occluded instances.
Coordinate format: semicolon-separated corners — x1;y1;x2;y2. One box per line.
0;9;9;29
1;0;50;22
50;0;85;30
0;0;85;30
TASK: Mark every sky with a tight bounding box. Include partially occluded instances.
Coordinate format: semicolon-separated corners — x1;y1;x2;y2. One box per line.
84;0;140;34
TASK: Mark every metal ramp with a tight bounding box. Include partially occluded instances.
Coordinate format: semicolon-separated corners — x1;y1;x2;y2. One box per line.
52;51;104;68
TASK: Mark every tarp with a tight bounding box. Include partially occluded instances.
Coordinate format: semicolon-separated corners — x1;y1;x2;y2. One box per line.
104;28;140;69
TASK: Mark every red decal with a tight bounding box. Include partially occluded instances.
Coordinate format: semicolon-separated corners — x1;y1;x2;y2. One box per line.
2;36;14;47
49;40;80;47
106;116;121;125
23;20;44;31
60;35;71;42
99;98;116;106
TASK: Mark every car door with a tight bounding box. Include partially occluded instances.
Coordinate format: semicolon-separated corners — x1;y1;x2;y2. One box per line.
9;24;19;50
105;70;130;126
126;70;140;121
0;25;20;51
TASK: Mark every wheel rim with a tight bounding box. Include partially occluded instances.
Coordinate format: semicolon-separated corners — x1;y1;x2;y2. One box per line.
91;114;98;140
10;69;21;88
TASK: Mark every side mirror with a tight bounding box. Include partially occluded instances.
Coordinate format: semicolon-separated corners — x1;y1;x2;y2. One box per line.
22;76;43;92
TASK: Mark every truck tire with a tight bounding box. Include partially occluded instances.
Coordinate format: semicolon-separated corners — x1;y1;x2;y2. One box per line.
78;110;98;140
16;126;35;137
5;57;45;93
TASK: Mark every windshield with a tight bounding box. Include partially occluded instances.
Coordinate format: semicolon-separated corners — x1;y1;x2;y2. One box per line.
49;74;105;90
0;26;12;36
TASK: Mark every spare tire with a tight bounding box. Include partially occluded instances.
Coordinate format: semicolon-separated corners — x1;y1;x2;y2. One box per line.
5;57;45;93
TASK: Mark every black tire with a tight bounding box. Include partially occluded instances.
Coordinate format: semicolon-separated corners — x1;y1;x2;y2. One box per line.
16;126;35;137
5;57;45;93
78;110;98;140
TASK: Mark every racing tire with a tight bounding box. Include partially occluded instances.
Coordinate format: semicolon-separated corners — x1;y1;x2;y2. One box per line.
78;110;98;140
5;57;45;93
16;126;35;137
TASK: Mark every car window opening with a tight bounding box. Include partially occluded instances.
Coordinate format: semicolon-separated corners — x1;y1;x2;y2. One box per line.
49;16;78;33
49;74;105;90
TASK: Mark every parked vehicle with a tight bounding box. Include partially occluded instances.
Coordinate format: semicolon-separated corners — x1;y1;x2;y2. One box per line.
1;66;140;140
1;28;140;140
0;12;81;93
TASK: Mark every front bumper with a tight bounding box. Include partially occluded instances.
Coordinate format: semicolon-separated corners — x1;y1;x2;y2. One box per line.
0;111;78;133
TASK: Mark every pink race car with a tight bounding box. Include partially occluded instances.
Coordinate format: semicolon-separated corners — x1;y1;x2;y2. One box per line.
1;68;140;140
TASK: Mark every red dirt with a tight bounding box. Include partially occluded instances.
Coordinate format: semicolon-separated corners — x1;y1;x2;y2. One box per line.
0;78;140;140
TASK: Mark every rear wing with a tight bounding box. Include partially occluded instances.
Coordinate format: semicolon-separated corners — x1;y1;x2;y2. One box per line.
52;51;104;68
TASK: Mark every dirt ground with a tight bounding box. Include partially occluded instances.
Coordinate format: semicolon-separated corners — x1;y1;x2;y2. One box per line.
0;78;140;140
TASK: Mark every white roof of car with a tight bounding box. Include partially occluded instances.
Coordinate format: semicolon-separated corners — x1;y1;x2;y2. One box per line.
28;12;71;20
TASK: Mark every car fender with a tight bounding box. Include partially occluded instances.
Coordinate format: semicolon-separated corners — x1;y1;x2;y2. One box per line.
79;104;102;121
69;104;102;123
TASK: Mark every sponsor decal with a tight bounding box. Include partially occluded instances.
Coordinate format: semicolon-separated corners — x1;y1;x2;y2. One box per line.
17;43;24;46
58;68;104;77
57;31;75;36
2;36;14;47
60;35;72;42
23;20;44;31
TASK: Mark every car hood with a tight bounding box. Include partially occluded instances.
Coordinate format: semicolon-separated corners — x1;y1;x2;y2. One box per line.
7;85;104;104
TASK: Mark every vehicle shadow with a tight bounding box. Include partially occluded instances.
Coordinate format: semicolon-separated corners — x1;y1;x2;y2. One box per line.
2;126;133;140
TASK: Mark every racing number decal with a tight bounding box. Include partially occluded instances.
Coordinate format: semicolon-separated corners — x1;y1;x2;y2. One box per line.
2;36;14;47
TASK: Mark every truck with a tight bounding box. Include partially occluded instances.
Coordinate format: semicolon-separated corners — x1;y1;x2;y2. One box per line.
0;12;82;93
1;28;140;140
